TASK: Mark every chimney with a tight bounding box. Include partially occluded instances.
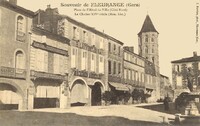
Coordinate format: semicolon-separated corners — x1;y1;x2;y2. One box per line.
193;51;197;57
47;4;51;8
9;0;17;5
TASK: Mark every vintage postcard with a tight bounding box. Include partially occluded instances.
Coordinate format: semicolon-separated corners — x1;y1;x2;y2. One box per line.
0;0;200;125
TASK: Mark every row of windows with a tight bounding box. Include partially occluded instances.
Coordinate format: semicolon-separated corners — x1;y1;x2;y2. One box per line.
145;34;156;43
108;42;121;55
72;26;104;49
175;63;194;72
108;60;121;75
124;69;144;83
30;48;68;75
124;68;155;84
124;52;144;67
71;48;104;73
145;45;155;54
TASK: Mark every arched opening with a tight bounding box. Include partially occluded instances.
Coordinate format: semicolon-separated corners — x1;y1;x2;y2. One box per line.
17;15;24;33
70;79;87;106
91;82;102;106
0;83;22;110
15;50;25;73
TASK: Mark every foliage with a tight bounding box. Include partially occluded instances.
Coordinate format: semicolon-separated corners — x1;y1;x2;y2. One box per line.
102;91;116;105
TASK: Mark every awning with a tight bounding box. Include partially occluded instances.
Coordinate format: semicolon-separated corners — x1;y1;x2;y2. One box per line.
109;82;129;91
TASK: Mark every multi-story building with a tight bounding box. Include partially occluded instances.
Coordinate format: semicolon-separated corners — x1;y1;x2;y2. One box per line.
30;27;70;109
171;52;200;98
0;0;34;110
123;46;145;102
0;0;70;110
34;6;108;106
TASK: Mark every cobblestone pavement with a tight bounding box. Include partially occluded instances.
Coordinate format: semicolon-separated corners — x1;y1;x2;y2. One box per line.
26;103;175;123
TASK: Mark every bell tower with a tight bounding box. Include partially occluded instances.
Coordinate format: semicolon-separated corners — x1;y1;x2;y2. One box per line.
138;14;159;74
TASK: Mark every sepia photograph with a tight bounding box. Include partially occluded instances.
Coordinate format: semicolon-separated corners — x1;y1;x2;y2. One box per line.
0;0;200;125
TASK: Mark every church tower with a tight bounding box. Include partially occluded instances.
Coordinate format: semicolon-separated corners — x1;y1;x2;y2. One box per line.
138;14;159;74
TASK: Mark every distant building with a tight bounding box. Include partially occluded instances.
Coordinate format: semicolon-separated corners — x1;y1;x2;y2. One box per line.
160;74;173;99
171;52;200;98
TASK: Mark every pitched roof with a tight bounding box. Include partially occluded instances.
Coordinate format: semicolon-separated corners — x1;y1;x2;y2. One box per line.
171;56;200;63
138;15;158;35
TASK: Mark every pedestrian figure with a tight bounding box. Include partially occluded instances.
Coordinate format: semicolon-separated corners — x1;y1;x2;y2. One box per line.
163;97;169;111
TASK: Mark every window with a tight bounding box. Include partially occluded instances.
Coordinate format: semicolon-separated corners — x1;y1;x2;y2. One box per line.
81;51;87;70
176;76;182;86
73;26;76;39
15;51;25;72
108;43;111;52
152;57;155;63
108;60;112;74
99;56;104;74
118;63;121;74
113;61;116;74
151;38;154;42
124;69;127;79
118;46;121;55
100;56;103;62
16;15;25;42
91;53;96;72
113;44;116;51
177;65;180;72
145;46;148;53
17;16;24;32
83;31;87;42
92;53;94;60
91;34;95;45
145;35;148;42
99;38;103;49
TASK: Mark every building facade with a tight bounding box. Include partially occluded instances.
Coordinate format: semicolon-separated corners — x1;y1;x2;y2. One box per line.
30;27;70;109
0;0;34;110
171;52;200;98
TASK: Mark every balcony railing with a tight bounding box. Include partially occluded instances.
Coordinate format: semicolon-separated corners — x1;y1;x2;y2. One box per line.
30;70;66;81
72;68;104;79
70;40;104;55
16;31;26;42
89;72;104;79
74;69;89;78
0;66;26;79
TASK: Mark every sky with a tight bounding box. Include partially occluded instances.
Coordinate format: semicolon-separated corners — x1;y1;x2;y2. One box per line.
18;0;200;83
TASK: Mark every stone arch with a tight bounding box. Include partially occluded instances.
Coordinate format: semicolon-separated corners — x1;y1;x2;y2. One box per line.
0;78;25;97
91;80;105;106
0;78;25;110
70;77;88;106
92;80;105;92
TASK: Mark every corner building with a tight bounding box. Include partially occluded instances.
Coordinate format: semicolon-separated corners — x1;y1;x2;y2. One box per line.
0;0;34;110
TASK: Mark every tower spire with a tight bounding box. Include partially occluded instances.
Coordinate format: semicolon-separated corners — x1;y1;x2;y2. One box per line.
138;15;158;35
